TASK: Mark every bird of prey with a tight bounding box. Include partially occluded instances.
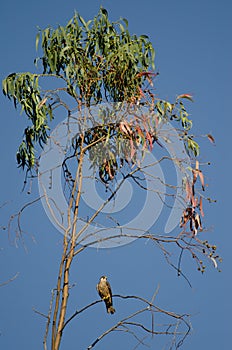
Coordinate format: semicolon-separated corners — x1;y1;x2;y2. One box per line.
96;276;115;314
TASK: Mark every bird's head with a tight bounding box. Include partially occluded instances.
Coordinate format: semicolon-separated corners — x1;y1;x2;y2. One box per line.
100;276;107;282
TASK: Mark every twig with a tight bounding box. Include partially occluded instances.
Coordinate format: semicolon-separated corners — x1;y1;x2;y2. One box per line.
86;308;149;350
0;272;19;287
43;289;55;350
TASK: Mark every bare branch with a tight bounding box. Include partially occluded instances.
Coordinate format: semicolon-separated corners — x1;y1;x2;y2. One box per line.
84;295;191;350
0;272;19;287
43;289;56;350
61;292;191;350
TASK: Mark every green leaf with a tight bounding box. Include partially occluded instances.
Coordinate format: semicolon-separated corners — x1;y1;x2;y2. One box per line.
100;8;108;17
187;138;200;157
35;32;40;51
2;78;8;96
78;15;86;27
119;23;125;33
122;18;128;27
140;35;149;39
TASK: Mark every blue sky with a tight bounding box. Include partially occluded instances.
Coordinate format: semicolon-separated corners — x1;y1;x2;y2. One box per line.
0;1;231;349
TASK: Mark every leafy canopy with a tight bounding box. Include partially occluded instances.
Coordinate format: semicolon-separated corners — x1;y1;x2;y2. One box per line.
2;7;198;171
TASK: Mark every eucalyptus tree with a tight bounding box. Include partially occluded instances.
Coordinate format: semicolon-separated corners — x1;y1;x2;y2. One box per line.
2;7;219;350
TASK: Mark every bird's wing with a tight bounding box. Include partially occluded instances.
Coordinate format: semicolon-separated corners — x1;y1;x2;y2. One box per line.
96;283;101;296
96;283;105;299
106;280;113;298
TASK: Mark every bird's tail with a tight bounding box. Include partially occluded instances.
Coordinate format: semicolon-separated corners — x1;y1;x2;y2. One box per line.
107;305;115;314
104;297;115;314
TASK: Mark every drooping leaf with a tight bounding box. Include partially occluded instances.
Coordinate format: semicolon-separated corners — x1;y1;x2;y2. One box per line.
207;134;215;144
176;93;194;102
199;196;204;217
198;170;205;191
185;178;192;201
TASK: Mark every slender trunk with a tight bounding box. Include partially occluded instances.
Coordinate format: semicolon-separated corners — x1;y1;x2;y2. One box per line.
53;242;75;349
51;242;68;349
52;139;84;350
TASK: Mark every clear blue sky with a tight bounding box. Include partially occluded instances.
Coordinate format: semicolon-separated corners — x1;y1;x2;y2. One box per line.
0;1;231;349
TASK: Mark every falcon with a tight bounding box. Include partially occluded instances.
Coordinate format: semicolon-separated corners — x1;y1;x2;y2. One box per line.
96;276;115;314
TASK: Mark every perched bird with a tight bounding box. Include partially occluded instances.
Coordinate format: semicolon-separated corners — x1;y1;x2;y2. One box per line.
96;276;115;314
